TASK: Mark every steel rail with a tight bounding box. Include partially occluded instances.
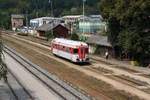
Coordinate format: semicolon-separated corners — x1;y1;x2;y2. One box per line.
4;46;87;100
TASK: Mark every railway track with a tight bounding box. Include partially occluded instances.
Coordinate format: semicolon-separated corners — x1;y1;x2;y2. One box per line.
4;45;92;100
6;70;33;100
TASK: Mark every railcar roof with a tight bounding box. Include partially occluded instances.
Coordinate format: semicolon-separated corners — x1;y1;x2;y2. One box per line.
52;38;88;47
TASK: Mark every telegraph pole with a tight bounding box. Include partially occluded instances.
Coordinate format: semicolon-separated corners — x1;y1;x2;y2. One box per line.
26;11;29;32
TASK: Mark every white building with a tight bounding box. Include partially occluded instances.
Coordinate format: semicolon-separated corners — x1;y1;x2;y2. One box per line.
11;14;24;31
62;15;82;24
30;17;63;28
62;15;83;34
89;15;103;22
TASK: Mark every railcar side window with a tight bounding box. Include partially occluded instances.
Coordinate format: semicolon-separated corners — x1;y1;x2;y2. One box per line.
56;44;57;48
66;47;70;52
73;49;78;54
63;46;65;51
70;48;72;53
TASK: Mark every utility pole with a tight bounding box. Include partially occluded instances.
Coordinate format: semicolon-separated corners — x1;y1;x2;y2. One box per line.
83;0;85;17
36;0;39;18
48;0;53;17
50;0;53;17
26;11;29;33
82;0;86;34
49;0;54;39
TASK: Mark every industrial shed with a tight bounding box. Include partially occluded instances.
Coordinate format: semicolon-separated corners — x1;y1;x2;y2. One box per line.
36;23;69;38
86;35;114;57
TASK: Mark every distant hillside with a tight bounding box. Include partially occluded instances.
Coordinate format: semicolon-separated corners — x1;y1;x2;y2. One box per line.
0;0;100;29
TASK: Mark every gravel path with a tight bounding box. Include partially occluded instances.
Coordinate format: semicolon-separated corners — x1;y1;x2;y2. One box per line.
0;76;16;100
4;53;61;100
91;55;150;75
92;63;150;85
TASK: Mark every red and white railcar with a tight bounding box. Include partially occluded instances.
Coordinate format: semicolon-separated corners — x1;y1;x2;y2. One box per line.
51;38;89;63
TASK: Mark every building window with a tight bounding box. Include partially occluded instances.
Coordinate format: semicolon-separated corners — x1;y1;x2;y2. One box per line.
43;21;46;24
13;23;16;27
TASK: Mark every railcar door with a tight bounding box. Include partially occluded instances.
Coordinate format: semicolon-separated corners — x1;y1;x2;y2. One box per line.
79;47;85;60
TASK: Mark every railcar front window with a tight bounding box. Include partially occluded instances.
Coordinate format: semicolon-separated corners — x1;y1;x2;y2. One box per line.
81;48;84;54
85;48;88;53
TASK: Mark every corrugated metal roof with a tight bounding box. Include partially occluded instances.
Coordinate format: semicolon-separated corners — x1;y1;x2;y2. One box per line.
30;17;62;21
62;15;82;19
36;23;68;31
86;35;112;47
36;23;59;31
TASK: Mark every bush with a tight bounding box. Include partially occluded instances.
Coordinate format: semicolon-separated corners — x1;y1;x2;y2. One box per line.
130;61;139;66
70;33;79;41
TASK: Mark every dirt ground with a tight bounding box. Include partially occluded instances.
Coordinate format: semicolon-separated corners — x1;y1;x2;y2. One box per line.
16;35;50;46
2;35;140;100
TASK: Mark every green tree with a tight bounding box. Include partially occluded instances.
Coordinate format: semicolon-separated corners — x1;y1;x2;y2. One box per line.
70;33;79;41
0;0;101;29
0;30;8;82
100;0;150;66
45;31;54;41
